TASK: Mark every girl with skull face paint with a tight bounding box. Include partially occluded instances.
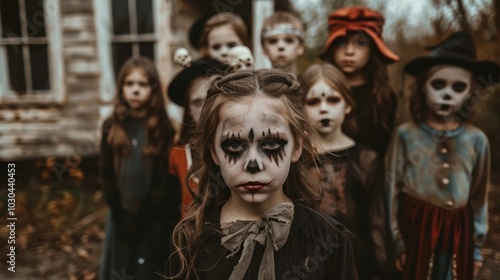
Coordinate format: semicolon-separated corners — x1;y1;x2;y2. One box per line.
387;32;500;280
167;69;357;279
99;57;179;279
302;63;390;279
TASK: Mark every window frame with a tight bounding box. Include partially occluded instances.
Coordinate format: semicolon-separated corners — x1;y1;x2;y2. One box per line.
94;0;173;106
0;0;65;105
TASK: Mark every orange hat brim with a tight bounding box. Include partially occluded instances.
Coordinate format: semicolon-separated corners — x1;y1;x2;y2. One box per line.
318;27;399;64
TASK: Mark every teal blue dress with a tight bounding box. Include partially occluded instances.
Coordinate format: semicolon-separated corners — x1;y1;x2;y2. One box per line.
386;121;490;279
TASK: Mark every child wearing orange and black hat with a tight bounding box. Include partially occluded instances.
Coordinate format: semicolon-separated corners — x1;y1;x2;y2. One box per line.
319;6;399;156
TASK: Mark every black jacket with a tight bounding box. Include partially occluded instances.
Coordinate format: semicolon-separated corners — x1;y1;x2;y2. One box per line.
169;202;358;279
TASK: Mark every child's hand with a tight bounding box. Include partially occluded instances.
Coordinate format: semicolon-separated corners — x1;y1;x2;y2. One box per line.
473;261;483;278
395;253;406;272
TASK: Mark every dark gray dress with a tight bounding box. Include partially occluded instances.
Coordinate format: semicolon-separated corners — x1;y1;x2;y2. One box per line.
99;117;180;280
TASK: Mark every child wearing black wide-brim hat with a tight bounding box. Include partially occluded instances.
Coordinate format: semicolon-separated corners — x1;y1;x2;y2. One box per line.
167;58;228;217
387;32;499;280
404;32;500;82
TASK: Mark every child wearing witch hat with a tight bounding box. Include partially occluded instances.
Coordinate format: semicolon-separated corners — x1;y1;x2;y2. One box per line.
167;58;228;217
386;32;499;280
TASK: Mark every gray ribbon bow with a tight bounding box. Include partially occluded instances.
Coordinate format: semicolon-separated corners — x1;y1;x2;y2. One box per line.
221;202;294;280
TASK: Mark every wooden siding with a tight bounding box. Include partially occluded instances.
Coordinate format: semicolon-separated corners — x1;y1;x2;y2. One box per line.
0;0;290;161
0;0;100;161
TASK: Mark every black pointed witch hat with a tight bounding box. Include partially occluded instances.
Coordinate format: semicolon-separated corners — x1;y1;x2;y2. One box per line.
404;32;500;84
168;58;229;106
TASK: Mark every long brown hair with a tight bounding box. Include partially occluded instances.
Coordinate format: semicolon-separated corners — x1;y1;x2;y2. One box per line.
325;31;396;131
169;69;322;279
107;57;175;155
301;63;358;135
198;12;250;57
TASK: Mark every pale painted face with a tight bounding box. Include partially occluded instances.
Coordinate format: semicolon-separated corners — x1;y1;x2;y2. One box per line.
207;24;243;64
425;66;472;118
188;77;209;124
122;68;152;109
211;96;302;205
263;34;304;69
305;79;351;135
333;33;370;75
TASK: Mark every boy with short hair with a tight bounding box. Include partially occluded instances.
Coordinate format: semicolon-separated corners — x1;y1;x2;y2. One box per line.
261;12;305;71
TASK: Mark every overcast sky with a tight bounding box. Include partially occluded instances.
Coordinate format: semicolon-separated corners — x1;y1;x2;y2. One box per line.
291;0;496;47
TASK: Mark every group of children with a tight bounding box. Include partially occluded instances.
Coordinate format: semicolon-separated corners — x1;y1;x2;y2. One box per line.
98;5;499;280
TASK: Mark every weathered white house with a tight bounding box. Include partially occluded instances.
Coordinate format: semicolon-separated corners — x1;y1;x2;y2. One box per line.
0;0;290;161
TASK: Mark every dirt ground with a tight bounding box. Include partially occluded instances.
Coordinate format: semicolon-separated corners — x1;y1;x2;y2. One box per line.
1;159;499;279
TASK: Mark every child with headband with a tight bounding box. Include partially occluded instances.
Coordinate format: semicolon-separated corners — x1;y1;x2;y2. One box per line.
261;12;305;71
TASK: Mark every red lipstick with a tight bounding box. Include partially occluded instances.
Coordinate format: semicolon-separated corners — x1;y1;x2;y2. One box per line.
239;181;267;191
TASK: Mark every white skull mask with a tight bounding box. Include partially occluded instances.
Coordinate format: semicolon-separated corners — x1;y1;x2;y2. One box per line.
174;48;192;68
425;66;472;118
228;46;254;71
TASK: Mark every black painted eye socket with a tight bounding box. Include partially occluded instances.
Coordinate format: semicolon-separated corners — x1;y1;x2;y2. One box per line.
228;143;244;152
211;44;221;51
452;82;468;93
261;140;282;151
305;98;320;106
227;42;238;48
221;140;246;154
327;96;341;104
430;79;446;90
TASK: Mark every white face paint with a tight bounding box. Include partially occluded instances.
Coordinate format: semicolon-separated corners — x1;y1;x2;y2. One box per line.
188;77;209;124
207;24;243;64
228;46;254;71
425;66;472;118
211;96;302;206
305;79;351;135
122;69;152;110
174;48;192;67
263;34;304;69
